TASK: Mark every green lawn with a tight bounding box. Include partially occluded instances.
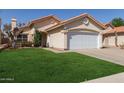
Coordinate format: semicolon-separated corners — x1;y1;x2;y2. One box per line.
0;48;124;83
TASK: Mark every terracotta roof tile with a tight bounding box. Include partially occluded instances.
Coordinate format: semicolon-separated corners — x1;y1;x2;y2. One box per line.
31;15;61;24
104;23;114;28
19;15;61;30
104;26;124;34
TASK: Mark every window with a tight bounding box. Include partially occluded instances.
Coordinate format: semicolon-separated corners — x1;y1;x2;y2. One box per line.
17;34;28;42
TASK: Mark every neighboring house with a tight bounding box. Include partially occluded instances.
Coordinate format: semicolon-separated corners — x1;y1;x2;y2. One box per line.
12;15;61;47
12;13;114;50
45;13;111;50
103;26;124;47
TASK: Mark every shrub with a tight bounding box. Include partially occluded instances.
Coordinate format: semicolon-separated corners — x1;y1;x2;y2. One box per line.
21;41;33;47
16;41;33;47
34;31;42;47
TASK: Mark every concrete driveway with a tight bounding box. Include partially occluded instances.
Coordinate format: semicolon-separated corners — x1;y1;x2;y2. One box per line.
73;47;124;66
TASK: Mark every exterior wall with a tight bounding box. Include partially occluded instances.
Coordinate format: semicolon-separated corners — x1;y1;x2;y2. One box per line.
97;33;103;48
103;35;109;47
106;26;113;31
107;34;115;46
27;34;34;42
65;18;104;32
117;33;124;45
47;27;65;49
103;33;124;47
83;19;104;31
21;28;35;42
108;36;115;46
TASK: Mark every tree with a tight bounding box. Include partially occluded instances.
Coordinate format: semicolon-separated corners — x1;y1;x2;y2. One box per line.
112;17;124;46
17;22;26;27
3;23;11;33
34;30;42;47
112;17;124;27
3;23;19;48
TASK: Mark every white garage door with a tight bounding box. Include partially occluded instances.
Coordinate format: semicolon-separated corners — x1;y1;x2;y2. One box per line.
67;31;98;49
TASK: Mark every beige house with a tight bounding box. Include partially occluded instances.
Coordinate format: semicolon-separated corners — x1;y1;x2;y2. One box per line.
45;14;112;50
13;13;114;50
14;15;61;47
103;26;124;47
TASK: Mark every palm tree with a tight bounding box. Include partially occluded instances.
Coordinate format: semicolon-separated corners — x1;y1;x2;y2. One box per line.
112;17;124;46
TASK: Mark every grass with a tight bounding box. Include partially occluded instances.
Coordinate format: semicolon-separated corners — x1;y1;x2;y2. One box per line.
0;48;124;83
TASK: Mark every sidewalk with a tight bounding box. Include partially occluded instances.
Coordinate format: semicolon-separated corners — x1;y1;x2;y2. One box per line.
85;72;124;83
43;48;67;53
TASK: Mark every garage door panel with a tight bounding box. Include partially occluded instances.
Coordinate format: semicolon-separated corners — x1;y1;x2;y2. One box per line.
68;31;98;49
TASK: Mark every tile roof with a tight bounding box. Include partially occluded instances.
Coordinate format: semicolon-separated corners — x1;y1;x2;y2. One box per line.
104;26;124;34
103;23;114;28
19;15;61;30
46;13;106;32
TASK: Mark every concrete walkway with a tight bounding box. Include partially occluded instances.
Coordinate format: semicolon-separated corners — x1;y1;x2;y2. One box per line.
74;47;124;66
86;72;124;83
0;44;8;50
43;48;68;53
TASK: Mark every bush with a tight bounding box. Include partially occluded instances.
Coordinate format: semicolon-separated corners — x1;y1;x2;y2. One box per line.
34;31;42;47
16;41;33;47
21;41;33;47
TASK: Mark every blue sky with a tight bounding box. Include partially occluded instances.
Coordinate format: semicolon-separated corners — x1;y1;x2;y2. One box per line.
0;9;124;25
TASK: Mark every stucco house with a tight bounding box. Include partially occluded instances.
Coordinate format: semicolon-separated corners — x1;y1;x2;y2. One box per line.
103;26;124;47
12;13;114;50
45;13;113;50
11;15;61;47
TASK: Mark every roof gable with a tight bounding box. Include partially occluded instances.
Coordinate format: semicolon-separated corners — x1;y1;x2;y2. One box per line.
46;13;106;32
31;15;61;24
19;15;61;31
104;26;124;34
